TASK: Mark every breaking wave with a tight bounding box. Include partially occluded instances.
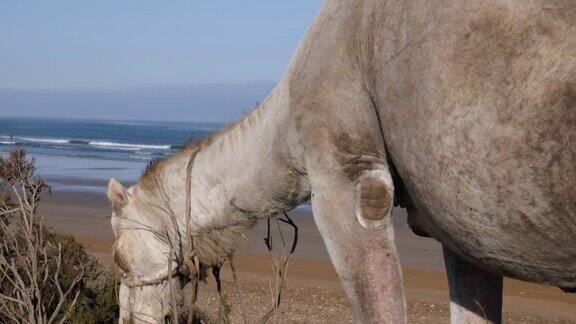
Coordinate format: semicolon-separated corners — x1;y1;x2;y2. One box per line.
0;136;173;152
88;141;171;150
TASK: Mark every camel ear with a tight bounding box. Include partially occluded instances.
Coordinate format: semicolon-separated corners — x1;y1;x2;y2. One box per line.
108;178;129;209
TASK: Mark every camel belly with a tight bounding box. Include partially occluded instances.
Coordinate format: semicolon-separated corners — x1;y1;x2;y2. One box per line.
407;198;576;289
382;84;576;288
383;87;576;287
384;91;576;286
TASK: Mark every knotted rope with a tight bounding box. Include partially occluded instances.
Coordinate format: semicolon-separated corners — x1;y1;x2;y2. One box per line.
182;147;202;323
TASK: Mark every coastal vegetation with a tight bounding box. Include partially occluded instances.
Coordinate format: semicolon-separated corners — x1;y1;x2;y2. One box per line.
0;149;118;323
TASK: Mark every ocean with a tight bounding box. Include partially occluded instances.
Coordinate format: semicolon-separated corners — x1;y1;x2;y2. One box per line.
0;117;217;191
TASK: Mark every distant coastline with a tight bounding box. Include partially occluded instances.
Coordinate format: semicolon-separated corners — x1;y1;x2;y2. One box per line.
0;81;275;122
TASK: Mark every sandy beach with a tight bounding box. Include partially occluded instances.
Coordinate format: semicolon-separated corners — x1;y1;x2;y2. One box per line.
39;187;576;323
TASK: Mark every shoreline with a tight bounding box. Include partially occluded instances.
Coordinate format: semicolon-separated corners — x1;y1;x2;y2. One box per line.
40;187;576;321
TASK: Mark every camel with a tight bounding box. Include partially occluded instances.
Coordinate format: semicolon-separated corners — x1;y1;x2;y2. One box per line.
107;1;576;322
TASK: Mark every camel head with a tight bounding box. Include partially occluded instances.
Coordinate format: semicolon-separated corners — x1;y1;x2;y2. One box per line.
107;178;185;323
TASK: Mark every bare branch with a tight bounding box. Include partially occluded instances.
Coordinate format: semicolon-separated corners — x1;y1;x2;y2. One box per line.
260;212;299;323
0;149;85;323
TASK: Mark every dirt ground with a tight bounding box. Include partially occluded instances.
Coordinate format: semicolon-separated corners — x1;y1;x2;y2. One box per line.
191;258;575;323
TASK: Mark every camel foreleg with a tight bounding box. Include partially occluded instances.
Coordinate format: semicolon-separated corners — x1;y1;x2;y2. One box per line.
309;164;407;323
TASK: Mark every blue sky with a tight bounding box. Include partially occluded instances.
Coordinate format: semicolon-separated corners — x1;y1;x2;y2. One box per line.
0;1;322;90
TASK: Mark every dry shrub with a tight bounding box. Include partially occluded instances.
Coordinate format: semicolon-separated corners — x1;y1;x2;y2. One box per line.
0;149;119;323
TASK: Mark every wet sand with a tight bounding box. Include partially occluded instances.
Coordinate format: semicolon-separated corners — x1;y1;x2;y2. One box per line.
40;189;576;322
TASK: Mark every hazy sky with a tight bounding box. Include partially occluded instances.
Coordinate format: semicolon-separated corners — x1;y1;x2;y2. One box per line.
0;1;322;90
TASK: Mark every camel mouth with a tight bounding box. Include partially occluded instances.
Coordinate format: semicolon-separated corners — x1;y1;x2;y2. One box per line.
118;277;185;323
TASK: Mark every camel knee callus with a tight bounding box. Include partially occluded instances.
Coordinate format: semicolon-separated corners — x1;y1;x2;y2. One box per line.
359;178;392;221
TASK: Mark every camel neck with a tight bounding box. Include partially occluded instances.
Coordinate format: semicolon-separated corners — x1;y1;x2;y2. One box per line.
185;82;310;231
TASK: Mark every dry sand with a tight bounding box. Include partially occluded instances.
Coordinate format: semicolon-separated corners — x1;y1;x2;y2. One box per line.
40;190;576;322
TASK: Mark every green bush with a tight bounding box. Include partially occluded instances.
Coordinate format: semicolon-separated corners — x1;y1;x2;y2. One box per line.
48;233;120;323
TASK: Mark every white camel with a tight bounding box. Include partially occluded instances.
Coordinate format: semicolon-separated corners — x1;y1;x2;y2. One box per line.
108;1;576;322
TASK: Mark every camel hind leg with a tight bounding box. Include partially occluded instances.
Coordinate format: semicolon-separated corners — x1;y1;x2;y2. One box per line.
443;246;503;324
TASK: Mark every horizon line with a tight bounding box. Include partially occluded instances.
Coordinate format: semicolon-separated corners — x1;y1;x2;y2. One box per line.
0;115;228;125
0;80;278;92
